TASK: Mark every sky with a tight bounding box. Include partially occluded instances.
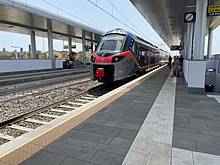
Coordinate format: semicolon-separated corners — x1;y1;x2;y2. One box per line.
0;0;220;56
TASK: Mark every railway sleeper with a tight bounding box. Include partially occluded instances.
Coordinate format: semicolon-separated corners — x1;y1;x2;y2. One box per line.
38;113;59;118
59;105;76;109
80;96;95;100
7;124;33;132
50;108;68;113
0;133;15;141
25;118;48;124
68;102;83;106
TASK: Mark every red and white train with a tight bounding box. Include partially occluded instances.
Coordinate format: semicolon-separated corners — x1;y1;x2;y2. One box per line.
90;28;168;82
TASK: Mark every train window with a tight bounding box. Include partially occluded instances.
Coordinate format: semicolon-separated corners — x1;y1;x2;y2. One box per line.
96;34;126;53
130;39;134;49
132;42;136;53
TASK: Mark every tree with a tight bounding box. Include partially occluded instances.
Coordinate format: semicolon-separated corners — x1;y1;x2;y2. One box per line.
0;51;14;59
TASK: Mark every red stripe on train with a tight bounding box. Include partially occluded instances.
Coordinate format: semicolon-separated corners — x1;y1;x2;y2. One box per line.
92;50;131;63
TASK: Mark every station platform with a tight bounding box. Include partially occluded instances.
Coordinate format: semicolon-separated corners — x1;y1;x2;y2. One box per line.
1;66;220;165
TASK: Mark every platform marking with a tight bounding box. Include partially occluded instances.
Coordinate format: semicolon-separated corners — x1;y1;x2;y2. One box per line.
172;147;220;165
207;95;220;104
123;72;176;165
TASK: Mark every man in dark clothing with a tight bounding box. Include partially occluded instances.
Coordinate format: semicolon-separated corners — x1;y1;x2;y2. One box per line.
168;55;172;69
179;56;184;63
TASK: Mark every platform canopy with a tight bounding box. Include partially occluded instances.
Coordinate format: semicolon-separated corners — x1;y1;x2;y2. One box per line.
130;0;220;47
0;0;103;43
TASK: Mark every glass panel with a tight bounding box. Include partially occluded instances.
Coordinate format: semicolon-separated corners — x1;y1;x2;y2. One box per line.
96;34;126;54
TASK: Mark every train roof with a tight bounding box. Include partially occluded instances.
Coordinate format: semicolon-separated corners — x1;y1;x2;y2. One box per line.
135;36;158;50
103;28;158;50
103;28;136;39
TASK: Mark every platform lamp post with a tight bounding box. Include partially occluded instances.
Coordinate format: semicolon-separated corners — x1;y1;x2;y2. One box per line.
2;41;5;51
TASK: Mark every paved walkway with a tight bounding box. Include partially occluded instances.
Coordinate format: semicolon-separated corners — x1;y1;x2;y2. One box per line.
123;68;176;165
172;76;220;165
20;67;220;165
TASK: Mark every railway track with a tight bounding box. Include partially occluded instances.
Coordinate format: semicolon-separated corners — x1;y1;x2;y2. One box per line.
0;70;90;95
0;78;102;123
0;77;91;103
0;80;124;145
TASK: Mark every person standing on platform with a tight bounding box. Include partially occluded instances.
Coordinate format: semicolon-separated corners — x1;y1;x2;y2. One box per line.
171;57;180;77
168;55;172;69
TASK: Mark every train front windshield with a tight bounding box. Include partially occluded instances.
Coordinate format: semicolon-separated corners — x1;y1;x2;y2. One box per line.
96;34;126;55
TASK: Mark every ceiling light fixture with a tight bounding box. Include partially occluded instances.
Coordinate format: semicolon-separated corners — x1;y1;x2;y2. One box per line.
186;4;196;8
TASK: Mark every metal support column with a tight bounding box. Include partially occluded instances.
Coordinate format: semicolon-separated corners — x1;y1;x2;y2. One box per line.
207;29;213;59
47;19;55;69
91;33;94;53
82;30;86;66
91;41;94;53
68;37;72;53
193;0;208;59
186;23;193;60
183;29;187;59
30;30;36;59
185;0;208;93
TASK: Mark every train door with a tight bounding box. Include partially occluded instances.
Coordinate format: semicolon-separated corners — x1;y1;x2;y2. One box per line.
126;56;133;75
144;50;148;65
126;42;136;75
155;50;160;64
145;49;150;66
132;42;139;57
127;42;138;74
139;46;148;67
150;50;156;64
138;45;147;64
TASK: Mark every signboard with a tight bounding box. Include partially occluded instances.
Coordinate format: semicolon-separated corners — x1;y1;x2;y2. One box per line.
170;45;181;51
207;5;220;16
184;12;196;23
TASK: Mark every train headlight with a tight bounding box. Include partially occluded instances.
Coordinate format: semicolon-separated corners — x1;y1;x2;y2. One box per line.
114;57;119;62
91;56;96;62
112;56;124;63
